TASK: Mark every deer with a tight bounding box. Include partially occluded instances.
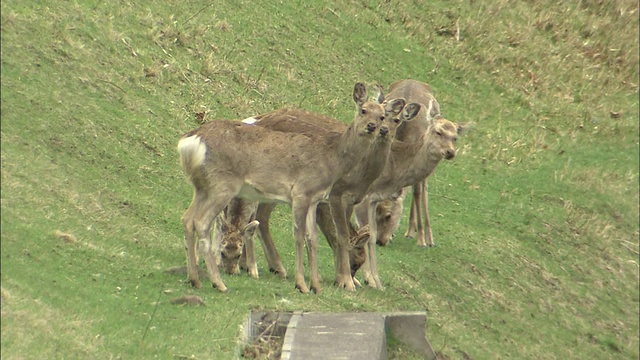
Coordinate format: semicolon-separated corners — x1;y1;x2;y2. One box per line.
387;79;449;247
370;189;405;246
353;98;464;288
238;96;419;290
210;197;260;278
177;83;387;293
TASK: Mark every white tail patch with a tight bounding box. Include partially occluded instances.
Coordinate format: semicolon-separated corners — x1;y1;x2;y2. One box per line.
177;135;206;173
241;117;259;125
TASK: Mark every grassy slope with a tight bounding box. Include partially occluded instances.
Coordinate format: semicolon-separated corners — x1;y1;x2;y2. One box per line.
1;0;638;359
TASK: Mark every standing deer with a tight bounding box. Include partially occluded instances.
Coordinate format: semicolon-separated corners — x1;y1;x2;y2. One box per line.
354;98;464;288
240;96;418;290
387;79;449;247
177;83;386;293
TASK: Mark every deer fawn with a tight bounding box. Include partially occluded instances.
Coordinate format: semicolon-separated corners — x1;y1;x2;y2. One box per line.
177;83;386;293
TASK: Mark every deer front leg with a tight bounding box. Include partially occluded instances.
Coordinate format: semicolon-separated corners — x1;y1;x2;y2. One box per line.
306;203;321;294
421;180;435;247
243;220;260;279
292;202;310;293
329;196;356;291
366;200;384;289
404;184;419;239
413;181;427;246
256;204;288;278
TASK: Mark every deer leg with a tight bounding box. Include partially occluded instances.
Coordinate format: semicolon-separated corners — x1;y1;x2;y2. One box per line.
316;202;338;269
404;184;419;239
306;202;321;294
366;200;384;290
330;196;356;291
358;199;376;288
292;200;310;293
244;226;259;279
182;199;202;289
193;193;236;292
422;180;435;247
255;203;287;278
414;181;427;247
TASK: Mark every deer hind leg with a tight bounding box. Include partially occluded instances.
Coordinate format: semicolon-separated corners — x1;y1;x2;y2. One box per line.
182;198;203;289
255;203;287;278
404;184;420;239
422;180;435;247
192;186;240;291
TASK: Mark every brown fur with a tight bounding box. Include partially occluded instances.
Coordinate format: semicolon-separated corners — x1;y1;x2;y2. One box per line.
354;97;464;288
177;83;384;293
247;100;420;290
213;198;259;277
388;79;460;247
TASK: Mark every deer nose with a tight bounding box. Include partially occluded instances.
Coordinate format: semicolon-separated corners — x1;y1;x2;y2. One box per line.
366;123;376;133
445;149;456;159
379;126;389;137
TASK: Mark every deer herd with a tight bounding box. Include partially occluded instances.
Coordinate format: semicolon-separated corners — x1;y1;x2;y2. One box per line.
177;79;464;293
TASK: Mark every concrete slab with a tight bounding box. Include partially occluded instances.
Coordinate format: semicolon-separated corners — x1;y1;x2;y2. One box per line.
281;312;387;360
239;311;437;360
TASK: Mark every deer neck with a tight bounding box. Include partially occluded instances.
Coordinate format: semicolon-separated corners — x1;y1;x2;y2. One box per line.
329;121;374;173
359;135;393;182
377;134;436;193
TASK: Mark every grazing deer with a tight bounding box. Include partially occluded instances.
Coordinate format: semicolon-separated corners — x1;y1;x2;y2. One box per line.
387;79;449;247
211;197;260;278
177;83;385;293
354;99;464;288
243;99;419;290
370;189;405;246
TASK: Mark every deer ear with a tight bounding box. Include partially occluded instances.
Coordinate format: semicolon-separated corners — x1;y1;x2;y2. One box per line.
353;83;368;107
457;122;467;134
384;98;406;116
243;220;260;237
402;103;421;121
373;84;385;104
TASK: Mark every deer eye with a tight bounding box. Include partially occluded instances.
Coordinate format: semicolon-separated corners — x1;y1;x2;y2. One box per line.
360;109;366;115
394;118;401;124
436;131;443;136
380;116;385;121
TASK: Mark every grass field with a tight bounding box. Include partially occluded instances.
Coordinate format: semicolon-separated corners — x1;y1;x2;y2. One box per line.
1;0;638;359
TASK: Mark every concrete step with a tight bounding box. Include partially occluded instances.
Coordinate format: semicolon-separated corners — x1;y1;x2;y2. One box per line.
281;312;387;360
241;311;436;360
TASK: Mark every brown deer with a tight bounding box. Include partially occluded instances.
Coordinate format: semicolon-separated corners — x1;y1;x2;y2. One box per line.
370;190;405;246
177;83;386;293
211;197;260;278
240;97;417;290
387;79;449;247
354;98;464;288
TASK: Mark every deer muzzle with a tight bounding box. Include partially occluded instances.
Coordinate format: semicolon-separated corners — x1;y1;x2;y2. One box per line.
365;122;376;133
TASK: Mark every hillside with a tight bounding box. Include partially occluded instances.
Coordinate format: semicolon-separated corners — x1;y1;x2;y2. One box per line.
1;1;638;359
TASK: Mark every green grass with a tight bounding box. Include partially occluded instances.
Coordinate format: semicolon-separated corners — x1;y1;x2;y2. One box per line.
2;0;638;359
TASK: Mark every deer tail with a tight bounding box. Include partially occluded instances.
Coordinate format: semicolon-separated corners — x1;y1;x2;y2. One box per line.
177;135;207;178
